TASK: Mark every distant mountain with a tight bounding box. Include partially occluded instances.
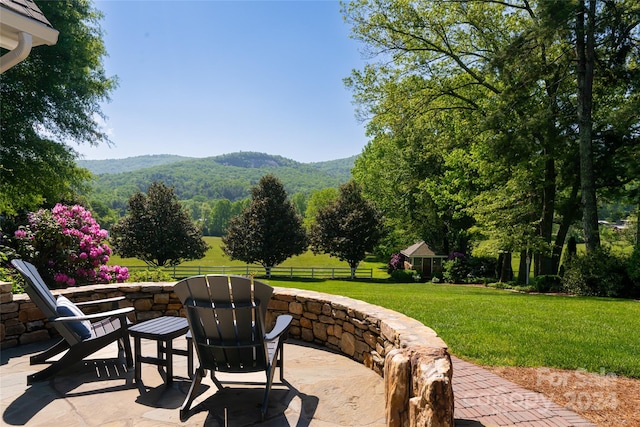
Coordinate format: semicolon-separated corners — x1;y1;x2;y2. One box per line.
78;154;195;175
212;152;298;169
84;152;357;208
79;153;358;177
309;155;358;178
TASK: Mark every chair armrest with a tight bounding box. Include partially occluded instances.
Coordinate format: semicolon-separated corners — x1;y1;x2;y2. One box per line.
265;314;292;341
51;307;134;323
74;296;126;307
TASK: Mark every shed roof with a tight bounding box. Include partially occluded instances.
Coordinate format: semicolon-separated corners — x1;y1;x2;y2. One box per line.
400;241;446;258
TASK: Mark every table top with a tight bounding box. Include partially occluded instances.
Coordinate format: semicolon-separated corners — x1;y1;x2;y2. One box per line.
129;316;189;340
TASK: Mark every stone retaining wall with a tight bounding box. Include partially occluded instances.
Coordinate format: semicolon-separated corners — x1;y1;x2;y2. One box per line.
0;281;454;426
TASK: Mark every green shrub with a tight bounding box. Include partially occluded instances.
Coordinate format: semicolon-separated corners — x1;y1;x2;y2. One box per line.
533;275;563;293
467;256;498;281
628;246;640;282
512;284;535;293
390;269;419;283
443;254;469;283
485;281;534;293
431;271;444;282
627;246;640;297
562;247;634;297
0;251;24;293
0;251;11;282
486;281;511;289
127;268;174;282
466;276;497;285
443;253;498;284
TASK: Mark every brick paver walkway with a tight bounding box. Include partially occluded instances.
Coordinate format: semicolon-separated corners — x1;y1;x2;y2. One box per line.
452;357;596;427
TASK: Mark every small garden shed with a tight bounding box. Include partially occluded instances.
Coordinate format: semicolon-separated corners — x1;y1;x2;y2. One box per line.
401;241;448;278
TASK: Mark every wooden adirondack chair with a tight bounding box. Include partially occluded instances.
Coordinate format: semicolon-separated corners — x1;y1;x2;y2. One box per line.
174;275;292;421
11;260;134;384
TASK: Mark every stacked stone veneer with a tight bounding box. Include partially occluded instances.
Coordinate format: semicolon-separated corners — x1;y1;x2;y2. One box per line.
0;281;454;427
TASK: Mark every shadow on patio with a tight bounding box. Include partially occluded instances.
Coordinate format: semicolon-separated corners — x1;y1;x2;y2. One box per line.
1;338;384;426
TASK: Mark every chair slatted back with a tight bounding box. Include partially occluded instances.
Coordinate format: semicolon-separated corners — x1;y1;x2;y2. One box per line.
11;260;82;345
175;275;274;373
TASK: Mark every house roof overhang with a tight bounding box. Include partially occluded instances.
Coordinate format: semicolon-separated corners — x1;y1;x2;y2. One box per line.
0;0;58;72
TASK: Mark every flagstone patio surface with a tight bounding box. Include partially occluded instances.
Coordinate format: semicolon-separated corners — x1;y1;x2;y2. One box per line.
0;338;595;426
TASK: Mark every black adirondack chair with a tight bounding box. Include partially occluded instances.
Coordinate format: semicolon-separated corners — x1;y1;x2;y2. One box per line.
11;260;134;384
174;274;292;421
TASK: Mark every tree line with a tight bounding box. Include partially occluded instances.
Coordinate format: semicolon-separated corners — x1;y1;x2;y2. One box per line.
178;186;353;238
343;0;639;278
108;176;385;278
2;176;384;286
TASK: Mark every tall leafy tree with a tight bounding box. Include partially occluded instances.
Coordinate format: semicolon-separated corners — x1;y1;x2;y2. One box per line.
345;0;569;273
1;0;116;215
110;182;209;267
576;0;600;251
309;181;385;277
352;96;479;256
290;192;308;217
208;198;233;236
303;188;338;230
222;175;307;275
580;0;640;252
345;0;640;274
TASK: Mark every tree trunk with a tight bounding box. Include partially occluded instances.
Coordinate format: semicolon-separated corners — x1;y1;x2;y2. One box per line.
350;261;359;279
541;71;564;276
551;180;580;274
537;156;556;275
517;250;530;284
499;252;513;283
577;0;601;252
636;201;640;249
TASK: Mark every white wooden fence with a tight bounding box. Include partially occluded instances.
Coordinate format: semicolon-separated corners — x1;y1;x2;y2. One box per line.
124;265;373;280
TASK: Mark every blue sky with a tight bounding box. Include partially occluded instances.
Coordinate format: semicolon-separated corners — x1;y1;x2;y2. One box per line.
75;0;370;163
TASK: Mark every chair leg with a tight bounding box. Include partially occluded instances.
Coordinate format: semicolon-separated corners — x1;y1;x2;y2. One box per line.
186;336;193;378
27;343;87;385
120;333;133;367
28;360;72;385
180;367;205;421
263;344;283;421
261;364;277;422
279;341;285;382
134;336;142;383
29;339;69;365
211;371;224;391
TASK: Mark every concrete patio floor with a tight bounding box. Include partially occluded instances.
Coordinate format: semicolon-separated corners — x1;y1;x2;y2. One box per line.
0;337;596;426
1;338;386;427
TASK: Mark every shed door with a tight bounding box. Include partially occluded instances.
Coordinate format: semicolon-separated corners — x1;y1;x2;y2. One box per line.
422;258;432;277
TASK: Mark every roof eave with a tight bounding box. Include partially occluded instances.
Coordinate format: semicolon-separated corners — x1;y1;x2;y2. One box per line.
0;5;59;50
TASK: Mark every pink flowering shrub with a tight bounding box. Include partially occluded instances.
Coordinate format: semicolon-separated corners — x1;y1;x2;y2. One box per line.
11;204;128;288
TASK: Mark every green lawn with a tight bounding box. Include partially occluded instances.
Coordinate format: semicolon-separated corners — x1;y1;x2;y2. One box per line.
263;279;640;379
111;236;640;378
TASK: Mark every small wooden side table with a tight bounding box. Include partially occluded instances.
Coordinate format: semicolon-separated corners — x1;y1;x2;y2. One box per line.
129;316;192;385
